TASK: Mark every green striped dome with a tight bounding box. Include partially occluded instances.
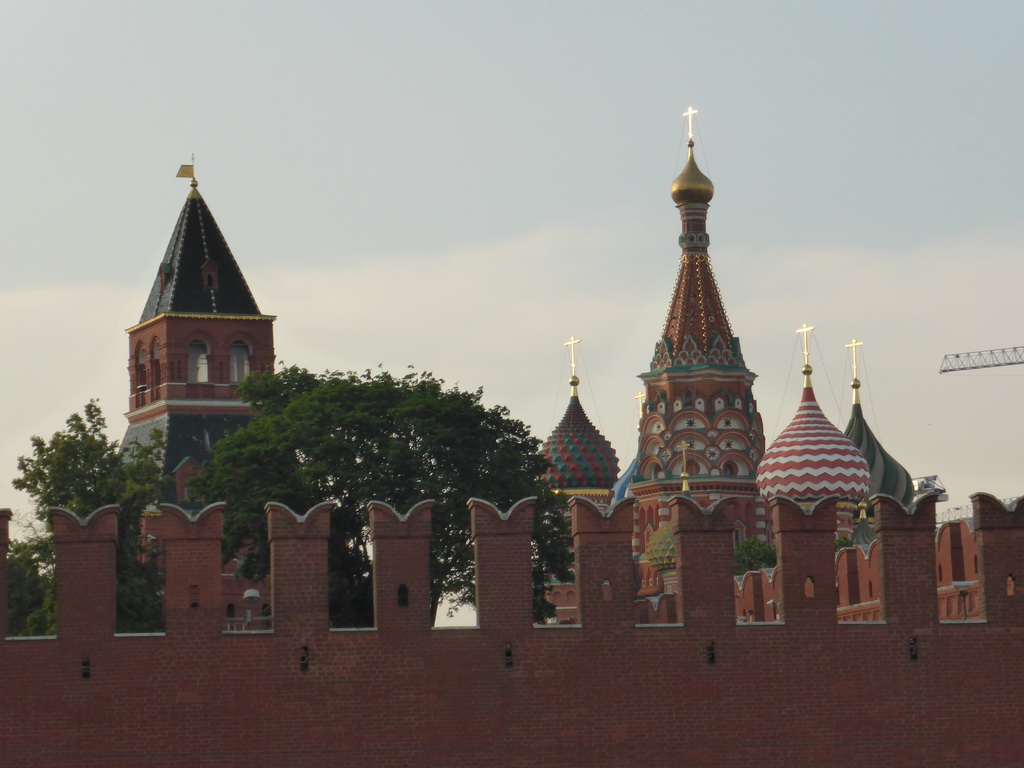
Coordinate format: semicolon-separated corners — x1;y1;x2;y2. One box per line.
844;402;913;507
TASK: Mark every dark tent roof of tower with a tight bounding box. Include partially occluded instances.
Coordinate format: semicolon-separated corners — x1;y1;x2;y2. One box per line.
123;413;254;502
139;188;263;323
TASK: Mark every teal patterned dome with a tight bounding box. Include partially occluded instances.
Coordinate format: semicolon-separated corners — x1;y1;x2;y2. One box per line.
543;395;619;492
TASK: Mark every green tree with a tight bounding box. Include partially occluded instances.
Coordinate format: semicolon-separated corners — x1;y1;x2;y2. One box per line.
10;400;166;633
733;536;777;575
5;536;55;636
835;535;855;551
194;366;571;626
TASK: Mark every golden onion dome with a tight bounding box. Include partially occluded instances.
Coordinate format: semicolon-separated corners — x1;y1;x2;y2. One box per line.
645;526;677;572
670;139;714;206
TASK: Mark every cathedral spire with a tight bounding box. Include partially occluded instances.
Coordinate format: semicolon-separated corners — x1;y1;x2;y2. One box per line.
630;115;766;604
658;123;736;368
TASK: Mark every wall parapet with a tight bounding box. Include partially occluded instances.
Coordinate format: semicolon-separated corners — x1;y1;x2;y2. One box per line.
4;493;1024;765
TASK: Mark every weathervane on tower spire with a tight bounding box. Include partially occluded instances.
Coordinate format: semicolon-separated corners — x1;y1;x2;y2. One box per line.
176;155;199;195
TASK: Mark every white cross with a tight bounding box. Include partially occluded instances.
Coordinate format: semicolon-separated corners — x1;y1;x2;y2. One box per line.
683;106;698;140
563;336;582;378
845;338;864;379
796;323;815;367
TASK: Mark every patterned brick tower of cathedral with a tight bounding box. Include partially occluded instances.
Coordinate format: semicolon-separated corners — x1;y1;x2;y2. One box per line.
628;118;768;588
123;168;275;504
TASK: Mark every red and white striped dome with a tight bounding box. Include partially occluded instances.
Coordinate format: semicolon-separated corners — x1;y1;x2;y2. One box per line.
756;385;870;502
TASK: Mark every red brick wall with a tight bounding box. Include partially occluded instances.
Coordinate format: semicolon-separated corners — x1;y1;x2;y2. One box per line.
3;494;1024;766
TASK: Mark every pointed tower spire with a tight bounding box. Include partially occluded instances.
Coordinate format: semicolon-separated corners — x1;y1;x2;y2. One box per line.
124;168;276;505
842;339;914;507
630;112;767;568
543;337;619;500
659;131;736;364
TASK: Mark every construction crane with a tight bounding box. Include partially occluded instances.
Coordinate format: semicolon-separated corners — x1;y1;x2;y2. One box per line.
939;346;1024;373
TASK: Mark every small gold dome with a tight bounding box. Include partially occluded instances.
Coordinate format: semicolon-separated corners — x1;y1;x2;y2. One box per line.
670;140;714;206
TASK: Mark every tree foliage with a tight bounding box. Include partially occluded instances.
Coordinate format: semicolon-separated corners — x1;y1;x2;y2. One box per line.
10;401;165;634
835;535;855;551
733;536;777;575
194;366;571;625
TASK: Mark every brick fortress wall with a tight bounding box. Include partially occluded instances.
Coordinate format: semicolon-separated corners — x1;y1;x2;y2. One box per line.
1;493;1023;767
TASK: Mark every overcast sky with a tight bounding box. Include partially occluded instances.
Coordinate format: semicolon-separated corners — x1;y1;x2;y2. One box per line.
3;1;1023;532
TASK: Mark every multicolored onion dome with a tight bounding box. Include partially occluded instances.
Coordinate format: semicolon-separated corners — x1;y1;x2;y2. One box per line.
670;139;715;206
756;385;870;502
844;386;913;507
644;526;676;572
543;393;620;493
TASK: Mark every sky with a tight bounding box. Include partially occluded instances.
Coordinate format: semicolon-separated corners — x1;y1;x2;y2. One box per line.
3;1;1024;535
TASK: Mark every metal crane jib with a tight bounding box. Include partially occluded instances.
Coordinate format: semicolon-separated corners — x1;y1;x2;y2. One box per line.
939;346;1024;373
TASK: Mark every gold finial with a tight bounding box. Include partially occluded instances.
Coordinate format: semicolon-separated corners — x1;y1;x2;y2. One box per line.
683;106;698;141
634;389;646;420
681;439;693;494
846;338;864;405
564;336;582;397
796;324;815;386
670;107;714;206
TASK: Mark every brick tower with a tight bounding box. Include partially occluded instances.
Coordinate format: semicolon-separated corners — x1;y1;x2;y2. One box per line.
123;170;275;504
628;125;768;609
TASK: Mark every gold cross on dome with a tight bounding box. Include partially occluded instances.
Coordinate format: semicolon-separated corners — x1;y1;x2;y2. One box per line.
634;389;645;418
563;336;581;377
795;323;815;367
683;106;699;140
845;338;864;379
564;336;582;396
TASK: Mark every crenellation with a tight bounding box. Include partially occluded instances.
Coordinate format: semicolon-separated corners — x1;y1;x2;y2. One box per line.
873;492;939;627
973;492;1024;625
570;496;635;628
156;503;225;635
51;505;119;640
369;500;433;631
673;495;736;631
267;501;332;635
770;497;840;626
0;508;10;635
470;497;535;630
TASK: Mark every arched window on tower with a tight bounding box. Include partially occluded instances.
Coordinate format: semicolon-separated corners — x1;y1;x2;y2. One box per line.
229;341;251;383
187;341;209;383
135;347;148;393
151;342;161;390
